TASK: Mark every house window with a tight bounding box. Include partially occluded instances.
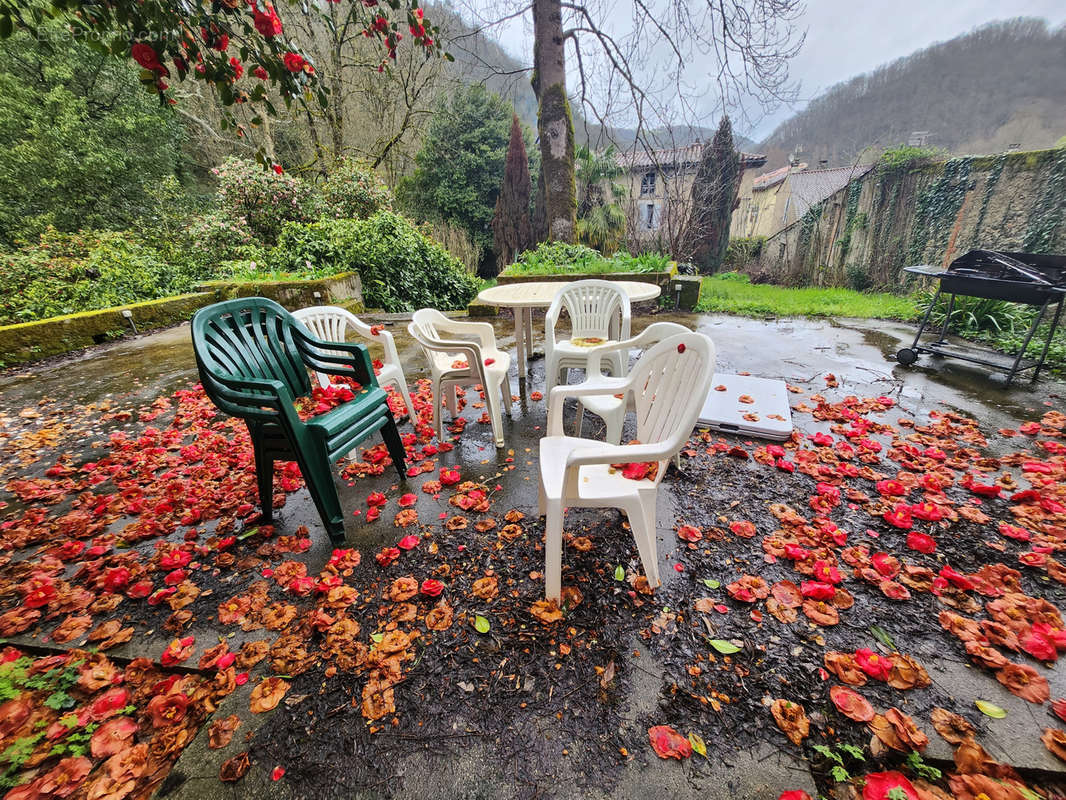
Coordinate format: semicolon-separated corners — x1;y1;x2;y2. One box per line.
641;203;659;231
640;171;656;196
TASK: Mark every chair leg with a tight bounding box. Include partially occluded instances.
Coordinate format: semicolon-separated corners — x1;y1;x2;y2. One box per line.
249;425;274;524
500;377;512;418
380;413;408;479
627;495;661;590
544;499;564;602
445;384;459;417
545;354;558;396
432;377;445;444
605;409;624;445
537;473;547;517
296;445;345;545
485;377;505;448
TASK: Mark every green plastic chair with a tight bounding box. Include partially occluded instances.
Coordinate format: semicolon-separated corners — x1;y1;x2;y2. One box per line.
191;297;406;543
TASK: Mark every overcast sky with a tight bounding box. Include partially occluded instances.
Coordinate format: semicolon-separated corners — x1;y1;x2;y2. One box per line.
475;0;1066;142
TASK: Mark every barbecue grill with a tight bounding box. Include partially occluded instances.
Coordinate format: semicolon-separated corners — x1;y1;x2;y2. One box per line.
898;250;1066;384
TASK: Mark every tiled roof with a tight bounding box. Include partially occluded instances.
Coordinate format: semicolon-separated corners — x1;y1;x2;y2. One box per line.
616;144;766;171
752;164;793;191
787;164;875;217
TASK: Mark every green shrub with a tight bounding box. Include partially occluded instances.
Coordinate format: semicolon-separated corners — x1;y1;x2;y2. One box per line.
320;159;393;220
181;212;264;280
0;228;190;324
845;263;872;292
271;212;477;312
713;271;752;283
723;237;765;270
916;289;1033;335
503;242;670;276
213;158;317;245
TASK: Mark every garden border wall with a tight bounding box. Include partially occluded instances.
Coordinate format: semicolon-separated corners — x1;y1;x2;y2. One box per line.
1;272;366;367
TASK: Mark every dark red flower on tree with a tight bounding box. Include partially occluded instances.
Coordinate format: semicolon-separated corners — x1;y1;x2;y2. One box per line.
131;43;168;75
283;52;306;72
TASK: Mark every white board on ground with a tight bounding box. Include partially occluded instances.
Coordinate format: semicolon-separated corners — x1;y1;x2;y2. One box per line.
698;373;793;441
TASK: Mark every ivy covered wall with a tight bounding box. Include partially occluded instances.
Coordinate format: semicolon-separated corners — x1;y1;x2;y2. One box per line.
753;147;1066;289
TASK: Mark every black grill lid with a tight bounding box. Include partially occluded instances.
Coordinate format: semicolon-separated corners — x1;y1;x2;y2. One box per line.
947;250;1066;287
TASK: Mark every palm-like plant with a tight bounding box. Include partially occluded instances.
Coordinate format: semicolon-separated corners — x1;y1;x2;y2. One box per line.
575;145;627;254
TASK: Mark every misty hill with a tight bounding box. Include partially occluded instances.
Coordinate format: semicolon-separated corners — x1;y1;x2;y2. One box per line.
759;18;1066;170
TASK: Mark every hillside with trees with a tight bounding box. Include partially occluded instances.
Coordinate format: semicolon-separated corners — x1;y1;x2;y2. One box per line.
759;18;1066;169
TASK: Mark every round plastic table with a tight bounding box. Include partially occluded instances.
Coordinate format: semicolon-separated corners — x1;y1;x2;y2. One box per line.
476;280;662;375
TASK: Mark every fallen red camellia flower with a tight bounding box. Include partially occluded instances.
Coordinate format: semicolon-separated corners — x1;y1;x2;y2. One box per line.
829;685;875;722
648;725;692;759
862;770;919;800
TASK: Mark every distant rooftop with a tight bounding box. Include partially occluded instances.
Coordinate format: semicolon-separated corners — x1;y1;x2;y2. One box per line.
617;143;767;171
787;164;875;218
752;164;798;191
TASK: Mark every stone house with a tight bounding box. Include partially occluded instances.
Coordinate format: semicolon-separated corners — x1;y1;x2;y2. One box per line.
616;144;766;250
732;162;875;240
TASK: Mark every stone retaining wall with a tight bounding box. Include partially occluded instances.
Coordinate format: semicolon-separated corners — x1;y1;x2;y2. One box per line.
750;147;1066;288
1;272;366;367
0;293;214;367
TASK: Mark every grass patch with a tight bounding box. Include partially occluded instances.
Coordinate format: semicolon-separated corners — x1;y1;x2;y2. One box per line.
696;273;918;320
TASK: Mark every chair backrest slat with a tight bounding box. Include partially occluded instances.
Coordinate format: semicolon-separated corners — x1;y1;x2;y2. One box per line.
631;332;716;447
554;280;630;340
193;298;312;409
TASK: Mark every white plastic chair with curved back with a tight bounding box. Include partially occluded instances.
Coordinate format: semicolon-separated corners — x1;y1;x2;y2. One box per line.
544;280;631;396
293;305;417;422
572;321;692;443
538;331;716;601
408;309;512;448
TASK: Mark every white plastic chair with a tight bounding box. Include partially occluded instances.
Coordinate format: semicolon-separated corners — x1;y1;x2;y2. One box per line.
573;321;692;443
293;306;417;422
544;280;631;396
538;331;716;601
408;309;512;448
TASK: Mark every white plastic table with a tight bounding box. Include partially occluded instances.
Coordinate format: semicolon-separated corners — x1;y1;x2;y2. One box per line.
476;280;662;376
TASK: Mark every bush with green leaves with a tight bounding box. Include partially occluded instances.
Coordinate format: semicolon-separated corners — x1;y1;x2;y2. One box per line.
320;159;393;220
503;241;670;276
397;85;515;256
181;212;264;279
0;228;198;325
272;212;477;311
845;263;872;292
213;158;317;245
0;23;184;246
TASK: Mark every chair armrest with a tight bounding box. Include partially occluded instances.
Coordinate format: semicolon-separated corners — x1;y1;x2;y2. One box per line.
432;318;498;351
292;329;378;387
408;325;483;374
369;328;402;368
564;441;670;469
199;368;301;428
547;379;632;435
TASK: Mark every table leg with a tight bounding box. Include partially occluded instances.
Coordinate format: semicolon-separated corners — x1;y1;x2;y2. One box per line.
524;304;535;366
515;307;528;376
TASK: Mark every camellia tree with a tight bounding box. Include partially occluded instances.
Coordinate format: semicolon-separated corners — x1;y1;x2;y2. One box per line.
0;0;447;169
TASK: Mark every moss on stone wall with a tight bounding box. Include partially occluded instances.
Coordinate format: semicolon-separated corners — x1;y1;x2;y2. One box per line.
757;145;1066;289
0;293;214;367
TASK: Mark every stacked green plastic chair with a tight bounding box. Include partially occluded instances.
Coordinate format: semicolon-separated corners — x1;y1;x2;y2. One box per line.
191;297;406;543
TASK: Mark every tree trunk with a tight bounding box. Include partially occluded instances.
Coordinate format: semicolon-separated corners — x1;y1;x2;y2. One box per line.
532;0;575;242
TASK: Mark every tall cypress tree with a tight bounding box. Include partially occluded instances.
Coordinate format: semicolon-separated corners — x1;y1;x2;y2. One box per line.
491;114;534;273
685;116;740;273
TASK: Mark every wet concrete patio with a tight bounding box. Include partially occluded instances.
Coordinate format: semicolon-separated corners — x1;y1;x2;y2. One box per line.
1;310;1064;799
